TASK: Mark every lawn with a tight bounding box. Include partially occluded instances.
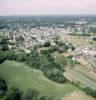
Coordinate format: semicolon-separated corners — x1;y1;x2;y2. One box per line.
0;60;78;97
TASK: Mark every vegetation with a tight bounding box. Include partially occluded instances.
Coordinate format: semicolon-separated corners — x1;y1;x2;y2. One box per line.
0;38;9;51
23;88;59;100
4;88;23;100
92;37;96;41
0;79;60;100
0;15;96;100
88;27;96;33
69;33;91;36
0;46;78;83
84;87;96;98
44;41;51;47
40;48;56;54
0;78;7;97
0;60;78;98
0;49;67;83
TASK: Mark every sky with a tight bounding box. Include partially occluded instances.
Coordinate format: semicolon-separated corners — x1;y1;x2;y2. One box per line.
0;0;96;16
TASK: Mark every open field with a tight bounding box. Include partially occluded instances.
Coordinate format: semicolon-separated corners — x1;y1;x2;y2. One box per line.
52;52;66;65
69;35;90;46
74;65;96;83
62;91;95;100
0;60;78;97
64;65;96;90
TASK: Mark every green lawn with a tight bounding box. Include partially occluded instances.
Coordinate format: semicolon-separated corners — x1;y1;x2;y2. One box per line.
0;60;78;97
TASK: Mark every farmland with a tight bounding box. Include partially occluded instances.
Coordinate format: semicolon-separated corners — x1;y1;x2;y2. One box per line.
63;91;95;100
64;65;96;90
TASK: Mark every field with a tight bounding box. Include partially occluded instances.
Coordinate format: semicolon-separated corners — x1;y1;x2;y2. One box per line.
68;35;90;46
0;60;78;97
52;52;66;64
62;91;95;100
64;65;96;90
52;49;96;90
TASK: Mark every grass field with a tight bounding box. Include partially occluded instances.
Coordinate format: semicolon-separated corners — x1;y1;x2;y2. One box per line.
52;52;66;65
0;60;78;97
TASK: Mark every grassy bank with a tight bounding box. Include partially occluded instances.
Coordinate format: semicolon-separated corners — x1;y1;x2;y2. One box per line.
0;60;78;97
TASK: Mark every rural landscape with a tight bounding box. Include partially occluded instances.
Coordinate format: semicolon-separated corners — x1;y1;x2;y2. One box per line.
0;0;96;99
0;15;96;100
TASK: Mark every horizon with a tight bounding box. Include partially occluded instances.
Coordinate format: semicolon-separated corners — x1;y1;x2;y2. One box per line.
0;0;96;16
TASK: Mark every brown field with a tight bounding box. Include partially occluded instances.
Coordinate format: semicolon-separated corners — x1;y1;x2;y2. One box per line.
68;35;90;46
74;65;96;83
62;91;95;100
64;65;96;89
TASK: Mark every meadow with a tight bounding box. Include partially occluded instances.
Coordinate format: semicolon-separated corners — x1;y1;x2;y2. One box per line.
0;60;78;97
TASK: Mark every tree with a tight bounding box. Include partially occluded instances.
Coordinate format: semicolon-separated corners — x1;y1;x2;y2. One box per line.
44;41;51;47
0;52;7;64
2;44;9;51
6;88;23;100
84;87;96;98
93;37;96;41
0;79;7;96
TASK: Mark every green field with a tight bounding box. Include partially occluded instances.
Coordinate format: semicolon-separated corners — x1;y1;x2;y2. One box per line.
0;60;78;97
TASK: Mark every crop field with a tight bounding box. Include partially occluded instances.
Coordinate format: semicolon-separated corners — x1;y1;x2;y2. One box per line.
0;60;78;97
64;65;96;90
74;65;96;83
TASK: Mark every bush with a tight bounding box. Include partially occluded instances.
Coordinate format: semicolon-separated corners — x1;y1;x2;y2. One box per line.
0;52;7;64
44;68;66;83
44;41;51;47
1;45;9;51
40;48;55;54
93;37;96;41
5;88;23;100
84;87;96;98
0;78;7;97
